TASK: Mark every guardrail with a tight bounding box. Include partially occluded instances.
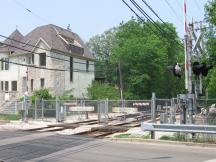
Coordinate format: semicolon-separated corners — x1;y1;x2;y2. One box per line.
141;123;216;134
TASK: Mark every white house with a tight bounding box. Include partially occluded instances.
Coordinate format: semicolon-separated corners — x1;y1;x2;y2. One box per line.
0;24;95;105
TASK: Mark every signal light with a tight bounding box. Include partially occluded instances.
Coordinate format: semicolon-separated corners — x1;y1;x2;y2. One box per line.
173;63;181;78
192;62;213;76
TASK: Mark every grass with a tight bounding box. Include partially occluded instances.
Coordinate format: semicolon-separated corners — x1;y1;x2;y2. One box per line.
0;114;21;121
160;133;187;142
114;133;150;139
160;133;216;144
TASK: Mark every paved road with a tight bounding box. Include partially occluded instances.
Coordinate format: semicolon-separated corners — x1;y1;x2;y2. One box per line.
0;130;215;162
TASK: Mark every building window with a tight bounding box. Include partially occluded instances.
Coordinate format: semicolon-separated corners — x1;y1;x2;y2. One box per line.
31;79;34;92
39;53;46;66
0;58;9;70
1;81;3;91
0;59;3;70
86;60;89;72
70;57;73;82
32;54;34;64
27;56;31;64
5;81;8;91
40;78;45;88
11;81;17;91
5;58;9;70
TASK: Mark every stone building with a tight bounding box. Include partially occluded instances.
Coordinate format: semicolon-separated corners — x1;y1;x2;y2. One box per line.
0;24;95;106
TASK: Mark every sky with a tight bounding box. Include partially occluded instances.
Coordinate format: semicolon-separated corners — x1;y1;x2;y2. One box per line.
0;0;208;42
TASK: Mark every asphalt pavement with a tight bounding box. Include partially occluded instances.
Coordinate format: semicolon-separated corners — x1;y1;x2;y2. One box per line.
0;130;215;162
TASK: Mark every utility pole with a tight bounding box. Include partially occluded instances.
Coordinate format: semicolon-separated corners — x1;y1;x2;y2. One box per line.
118;61;123;100
184;0;194;124
187;23;193;124
185;19;206;124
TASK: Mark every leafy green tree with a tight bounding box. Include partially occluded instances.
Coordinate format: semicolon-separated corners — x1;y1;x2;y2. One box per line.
204;0;216;98
87;19;184;99
87;81;119;100
86;28;118;83
111;19;184;99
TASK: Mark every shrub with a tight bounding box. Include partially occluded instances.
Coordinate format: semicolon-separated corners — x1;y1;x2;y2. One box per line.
32;88;53;100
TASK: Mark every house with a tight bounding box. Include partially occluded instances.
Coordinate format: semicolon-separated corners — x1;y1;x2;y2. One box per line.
0;24;95;105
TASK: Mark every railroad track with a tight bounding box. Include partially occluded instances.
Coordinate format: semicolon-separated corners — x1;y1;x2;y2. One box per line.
25;113;153;138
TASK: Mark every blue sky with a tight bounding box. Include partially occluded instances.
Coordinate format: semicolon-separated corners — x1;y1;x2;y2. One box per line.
0;0;208;42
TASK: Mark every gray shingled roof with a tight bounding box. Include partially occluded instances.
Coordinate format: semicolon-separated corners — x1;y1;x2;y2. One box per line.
0;29;24;52
2;24;94;60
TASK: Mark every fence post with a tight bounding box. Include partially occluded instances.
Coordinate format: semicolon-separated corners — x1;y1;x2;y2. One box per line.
56;96;60;122
35;99;37;120
42;98;44;120
170;98;175;124
151;92;156;123
98;100;101;122
15;101;17;114
105;98;109;125
151;92;156;139
22;94;28;122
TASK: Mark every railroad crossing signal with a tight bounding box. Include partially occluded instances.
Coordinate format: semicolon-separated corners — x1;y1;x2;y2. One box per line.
192;62;213;76
173;63;181;78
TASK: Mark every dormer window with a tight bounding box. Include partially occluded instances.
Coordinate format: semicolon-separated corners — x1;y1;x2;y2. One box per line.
39;53;46;66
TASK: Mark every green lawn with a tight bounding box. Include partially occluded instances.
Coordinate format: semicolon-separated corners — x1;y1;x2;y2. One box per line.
0;114;21;121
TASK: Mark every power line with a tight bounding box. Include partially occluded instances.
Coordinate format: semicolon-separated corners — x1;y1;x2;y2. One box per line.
142;0;166;24
130;0;167;37
142;0;182;40
0;59;99;73
176;0;191;21
122;0;165;40
164;0;184;25
128;0;183;48
11;0;50;24
0;35;94;66
194;0;203;13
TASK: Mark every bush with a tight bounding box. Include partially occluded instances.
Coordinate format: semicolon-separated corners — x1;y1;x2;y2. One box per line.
87;81;119;100
59;90;74;101
32;88;53;100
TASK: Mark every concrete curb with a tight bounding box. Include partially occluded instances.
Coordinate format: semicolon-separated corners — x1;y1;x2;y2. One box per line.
109;138;216;148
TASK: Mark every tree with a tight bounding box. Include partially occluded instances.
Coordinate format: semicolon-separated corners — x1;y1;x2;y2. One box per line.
87;18;184;99
111;19;184;99
86;28;118;83
87;81;119;100
204;0;216;98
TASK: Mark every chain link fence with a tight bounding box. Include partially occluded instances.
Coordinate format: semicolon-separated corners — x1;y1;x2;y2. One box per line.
10;97;216;128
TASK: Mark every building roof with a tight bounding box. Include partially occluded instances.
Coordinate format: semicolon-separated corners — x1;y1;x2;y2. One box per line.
2;24;93;60
0;29;24;52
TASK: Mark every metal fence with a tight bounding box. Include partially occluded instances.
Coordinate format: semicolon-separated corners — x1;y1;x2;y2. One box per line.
6;96;215;127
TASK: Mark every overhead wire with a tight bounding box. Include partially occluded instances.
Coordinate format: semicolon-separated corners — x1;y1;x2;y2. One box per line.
0;34;94;66
194;0;203;14
122;0;165;40
11;0;50;24
164;0;184;25
130;0;167;37
141;0;182;40
176;0;191;21
0;41;103;73
124;0;183;49
0;58;99;73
